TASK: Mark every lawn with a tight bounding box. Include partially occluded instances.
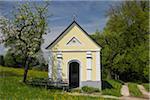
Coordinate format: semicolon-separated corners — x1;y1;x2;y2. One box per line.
102;80;122;97
128;83;142;97
143;83;150;92
0;66;48;79
0;66;113;100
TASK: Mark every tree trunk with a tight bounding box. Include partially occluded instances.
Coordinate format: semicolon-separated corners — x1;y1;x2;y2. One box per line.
23;57;30;82
107;68;112;79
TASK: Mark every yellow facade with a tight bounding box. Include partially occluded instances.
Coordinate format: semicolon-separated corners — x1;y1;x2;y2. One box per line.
46;21;101;88
60;52;98;81
50;24;100;81
51;25;100;51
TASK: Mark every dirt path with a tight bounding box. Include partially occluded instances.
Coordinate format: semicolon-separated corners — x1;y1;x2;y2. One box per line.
120;96;148;100
66;84;150;100
137;85;150;99
120;84;149;100
121;83;130;97
67;92;148;100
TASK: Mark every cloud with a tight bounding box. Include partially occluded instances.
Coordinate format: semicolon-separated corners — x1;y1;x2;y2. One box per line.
0;1;118;54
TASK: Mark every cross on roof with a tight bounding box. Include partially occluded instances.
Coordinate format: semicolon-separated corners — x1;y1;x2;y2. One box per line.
73;14;77;21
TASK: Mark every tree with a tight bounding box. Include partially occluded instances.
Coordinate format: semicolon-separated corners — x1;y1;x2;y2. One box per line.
0;2;49;82
4;49;24;67
0;55;4;66
106;1;149;82
4;48;45;69
92;1;149;82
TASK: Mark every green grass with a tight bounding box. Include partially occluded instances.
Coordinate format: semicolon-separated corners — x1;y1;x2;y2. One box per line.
143;83;150;92
0;66;110;100
102;80;122;97
128;83;142;97
0;66;48;79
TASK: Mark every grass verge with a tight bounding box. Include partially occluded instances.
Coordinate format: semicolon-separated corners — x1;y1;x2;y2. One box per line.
102;80;122;97
128;83;142;97
0;66;47;79
143;83;150;92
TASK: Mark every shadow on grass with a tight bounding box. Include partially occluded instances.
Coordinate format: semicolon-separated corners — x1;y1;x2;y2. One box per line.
102;80;113;90
0;71;22;77
25;78;69;91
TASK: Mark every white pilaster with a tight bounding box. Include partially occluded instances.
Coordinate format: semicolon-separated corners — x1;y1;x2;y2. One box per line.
96;51;100;81
86;51;92;80
48;52;52;79
57;52;62;80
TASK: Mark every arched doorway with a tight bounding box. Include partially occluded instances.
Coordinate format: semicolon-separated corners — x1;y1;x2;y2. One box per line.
69;61;80;88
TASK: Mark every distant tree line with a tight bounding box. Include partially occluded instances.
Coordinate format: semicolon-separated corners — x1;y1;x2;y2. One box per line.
91;1;149;83
0;50;47;71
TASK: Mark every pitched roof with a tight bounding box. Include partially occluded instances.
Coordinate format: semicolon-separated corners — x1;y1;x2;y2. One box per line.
45;20;101;49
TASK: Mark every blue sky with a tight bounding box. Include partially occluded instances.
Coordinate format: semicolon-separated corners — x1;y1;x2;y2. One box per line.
0;1;119;55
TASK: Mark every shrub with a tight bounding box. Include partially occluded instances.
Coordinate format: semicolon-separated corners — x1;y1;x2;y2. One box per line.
70;88;82;93
143;67;149;82
82;86;100;93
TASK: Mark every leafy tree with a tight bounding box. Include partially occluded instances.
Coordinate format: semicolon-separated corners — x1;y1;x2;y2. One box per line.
0;2;49;82
92;1;149;82
4;49;24;67
4;48;46;69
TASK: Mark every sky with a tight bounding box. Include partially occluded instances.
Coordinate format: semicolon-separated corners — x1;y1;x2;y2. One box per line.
0;0;120;55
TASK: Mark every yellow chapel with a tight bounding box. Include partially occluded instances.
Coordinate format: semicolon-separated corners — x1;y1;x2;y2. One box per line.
46;21;102;89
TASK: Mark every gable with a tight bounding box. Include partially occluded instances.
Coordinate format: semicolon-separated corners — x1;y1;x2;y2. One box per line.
46;21;101;51
66;37;81;46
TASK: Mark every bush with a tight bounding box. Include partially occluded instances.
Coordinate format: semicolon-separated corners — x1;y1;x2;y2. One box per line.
70;88;82;93
82;86;100;93
143;66;149;82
